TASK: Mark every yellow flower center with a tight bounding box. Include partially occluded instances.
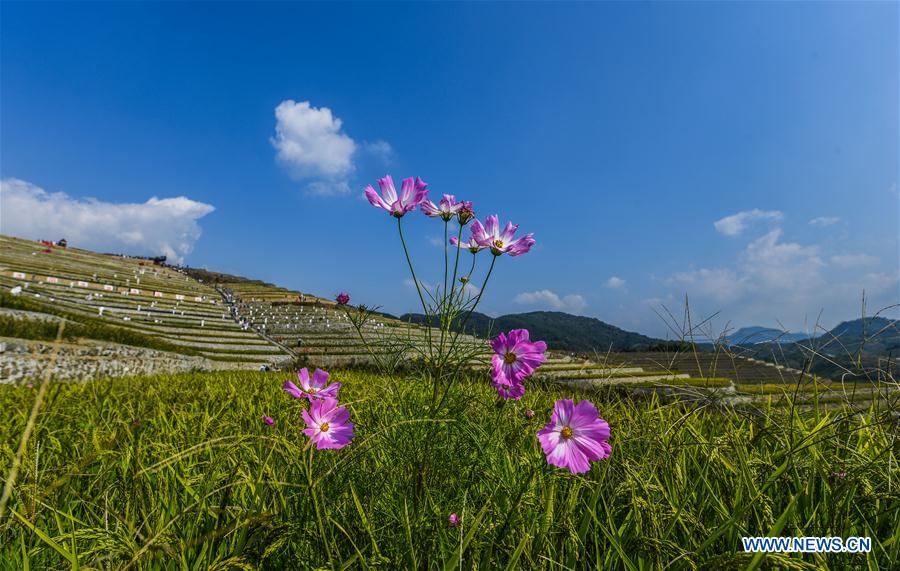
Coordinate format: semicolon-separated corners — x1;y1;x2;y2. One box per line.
320;422;330;433
561;426;573;440
308;387;318;392
503;352;517;364
493;239;505;249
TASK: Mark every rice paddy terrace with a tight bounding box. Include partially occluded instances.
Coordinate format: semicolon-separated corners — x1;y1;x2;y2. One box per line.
0;234;485;379
210;276;495;369
535;349;897;407
0;235;288;378
1;233;896;406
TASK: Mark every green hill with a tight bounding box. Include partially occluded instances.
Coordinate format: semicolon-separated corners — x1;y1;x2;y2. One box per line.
401;310;659;352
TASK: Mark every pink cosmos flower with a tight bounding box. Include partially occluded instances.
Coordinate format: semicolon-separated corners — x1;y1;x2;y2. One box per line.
537;399;611;474
449;236;485;254
364;175;428;217
491;377;526;400
448;513;460;527
336;292;350;305
283;368;341;401
491;329;547;385
471;215;535;256
302;397;354;450
421;194;464;221
525;409;535;419
262;415;276;426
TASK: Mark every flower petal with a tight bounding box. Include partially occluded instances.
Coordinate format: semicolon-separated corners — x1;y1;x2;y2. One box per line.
364;185;390;211
489;331;508;354
507;234;535;256
399;177;415;205
297;368;311;391
311;368;329;389
377;175;397;203
483;215;499;239
283;379;305;399
500;221;518;242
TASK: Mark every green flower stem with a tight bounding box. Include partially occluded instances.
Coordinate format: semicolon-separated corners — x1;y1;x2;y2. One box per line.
444;255;496;368
397;216;433;355
460;253;477;304
438;220;451;363
308;447;333;567
440;222;465;361
447;223;465;310
443;220;449;305
459;254;496;334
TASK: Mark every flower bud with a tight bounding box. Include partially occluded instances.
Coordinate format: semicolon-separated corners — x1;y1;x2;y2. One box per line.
457;202;475;225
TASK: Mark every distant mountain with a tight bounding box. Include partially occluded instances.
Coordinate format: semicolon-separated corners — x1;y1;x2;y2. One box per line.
814;317;900;356
726;326;816;345
400;310;660;353
730;318;898;352
828;317;898;343
733;317;899;380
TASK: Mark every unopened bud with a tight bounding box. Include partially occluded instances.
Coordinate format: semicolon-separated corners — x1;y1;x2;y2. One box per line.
457;202;474;225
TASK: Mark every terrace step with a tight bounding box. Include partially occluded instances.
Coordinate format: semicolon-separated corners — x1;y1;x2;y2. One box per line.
538;366;644;376
559;373;691;387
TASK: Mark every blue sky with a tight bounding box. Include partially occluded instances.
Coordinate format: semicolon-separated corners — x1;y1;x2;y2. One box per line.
1;1;897;338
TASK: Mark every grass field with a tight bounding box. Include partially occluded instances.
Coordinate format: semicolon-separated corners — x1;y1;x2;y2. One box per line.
1;369;898;569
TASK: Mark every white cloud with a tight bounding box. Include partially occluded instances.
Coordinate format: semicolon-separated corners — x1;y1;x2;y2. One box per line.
667;268;746;303
514;289;587;313
830;253;878;268
461;281;481;297
669;230;824;304
271;100;358;195
859;272;899;293
809;216;840;227
659;216;899;330
713;209;783;236
306;180;351;197
741;229;825;292
605;276;626;289
364;140;394;162
0;178;214;264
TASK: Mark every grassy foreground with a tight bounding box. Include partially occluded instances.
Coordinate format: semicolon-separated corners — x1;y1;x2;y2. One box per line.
1;370;898;569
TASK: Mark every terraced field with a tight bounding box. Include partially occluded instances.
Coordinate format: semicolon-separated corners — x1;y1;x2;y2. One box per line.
0;235;289;376
0;234;493;378
535;350;897;407
535;349;796;386
216;279;493;368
